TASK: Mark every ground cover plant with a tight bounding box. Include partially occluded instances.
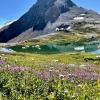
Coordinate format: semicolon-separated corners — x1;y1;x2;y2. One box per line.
0;32;100;100
0;52;100;100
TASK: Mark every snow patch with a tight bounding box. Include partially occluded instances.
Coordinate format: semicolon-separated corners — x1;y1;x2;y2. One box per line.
73;17;84;21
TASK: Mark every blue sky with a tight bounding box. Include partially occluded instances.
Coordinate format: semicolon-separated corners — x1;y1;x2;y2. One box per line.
73;0;100;12
0;0;100;25
0;0;37;25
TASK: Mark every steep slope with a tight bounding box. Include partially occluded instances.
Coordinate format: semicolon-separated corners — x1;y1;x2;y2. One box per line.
0;0;100;43
0;0;76;42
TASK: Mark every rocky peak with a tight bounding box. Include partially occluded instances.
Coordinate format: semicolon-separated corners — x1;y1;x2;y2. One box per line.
0;0;99;43
55;0;76;6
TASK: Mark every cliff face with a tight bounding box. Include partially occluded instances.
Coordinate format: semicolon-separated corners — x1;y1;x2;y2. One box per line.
0;0;100;42
0;0;77;42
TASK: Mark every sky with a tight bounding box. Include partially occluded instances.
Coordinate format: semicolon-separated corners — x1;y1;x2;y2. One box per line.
0;0;100;25
73;0;100;12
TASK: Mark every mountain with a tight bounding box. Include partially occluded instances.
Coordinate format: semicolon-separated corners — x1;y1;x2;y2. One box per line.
0;20;16;29
0;0;100;43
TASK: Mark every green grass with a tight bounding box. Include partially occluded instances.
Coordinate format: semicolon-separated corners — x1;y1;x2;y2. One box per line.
0;51;100;100
0;52;100;69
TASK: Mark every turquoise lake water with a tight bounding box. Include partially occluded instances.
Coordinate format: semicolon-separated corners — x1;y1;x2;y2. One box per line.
1;40;100;54
5;43;100;54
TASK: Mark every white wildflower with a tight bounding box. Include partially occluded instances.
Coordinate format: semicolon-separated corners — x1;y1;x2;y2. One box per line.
64;89;69;93
50;67;54;69
77;84;82;87
6;64;10;68
53;60;59;62
49;70;53;72
59;74;64;78
72;94;75;98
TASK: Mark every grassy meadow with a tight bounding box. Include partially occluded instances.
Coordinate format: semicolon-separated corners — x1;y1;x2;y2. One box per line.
0;31;100;100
